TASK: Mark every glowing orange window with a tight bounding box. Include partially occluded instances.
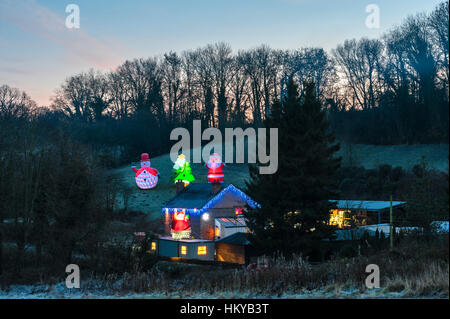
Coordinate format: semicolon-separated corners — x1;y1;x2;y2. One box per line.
197;245;207;255
151;242;156;250
180;245;187;255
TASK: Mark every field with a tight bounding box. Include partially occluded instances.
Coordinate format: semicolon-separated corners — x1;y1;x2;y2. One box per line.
111;143;449;220
1;237;448;299
340;143;449;171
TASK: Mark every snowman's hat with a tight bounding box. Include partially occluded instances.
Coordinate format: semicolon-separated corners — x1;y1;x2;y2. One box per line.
140;153;150;161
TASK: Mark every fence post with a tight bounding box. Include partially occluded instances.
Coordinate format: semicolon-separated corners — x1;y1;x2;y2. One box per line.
390;195;394;250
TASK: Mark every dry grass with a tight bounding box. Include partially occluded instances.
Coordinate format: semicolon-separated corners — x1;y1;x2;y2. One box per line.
83;247;448;298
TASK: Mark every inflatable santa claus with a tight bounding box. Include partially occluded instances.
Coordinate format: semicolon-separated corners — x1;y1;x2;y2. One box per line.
132;153;159;189
205;153;225;183
171;210;191;239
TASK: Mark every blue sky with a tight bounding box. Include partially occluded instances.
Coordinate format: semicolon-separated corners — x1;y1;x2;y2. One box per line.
0;0;444;106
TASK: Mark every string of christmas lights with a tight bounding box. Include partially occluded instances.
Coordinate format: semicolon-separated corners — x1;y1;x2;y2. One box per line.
161;184;260;215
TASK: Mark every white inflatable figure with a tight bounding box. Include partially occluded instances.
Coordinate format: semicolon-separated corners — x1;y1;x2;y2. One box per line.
173;154;186;170
132;153;159;189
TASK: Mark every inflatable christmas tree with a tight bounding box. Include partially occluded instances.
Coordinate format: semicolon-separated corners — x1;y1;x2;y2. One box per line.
172;154;195;186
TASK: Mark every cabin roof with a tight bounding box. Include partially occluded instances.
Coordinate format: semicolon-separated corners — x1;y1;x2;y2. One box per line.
216;217;247;228
216;232;251;245
163;183;230;209
331;200;407;211
162;183;259;210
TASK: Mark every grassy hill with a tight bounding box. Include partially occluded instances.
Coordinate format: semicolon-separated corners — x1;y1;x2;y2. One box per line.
111;143;448;220
339;143;449;171
111;152;250;220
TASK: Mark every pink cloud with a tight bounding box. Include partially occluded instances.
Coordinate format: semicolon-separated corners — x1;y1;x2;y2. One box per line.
0;0;124;70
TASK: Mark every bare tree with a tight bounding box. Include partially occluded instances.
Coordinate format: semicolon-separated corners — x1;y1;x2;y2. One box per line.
161;52;184;125
209;43;233;129
285;48;335;102
333;38;384;110
186;47;215;126
0;85;35;120
52;72;92;121
429;1;449;92
87;70;111;121
108;71;131;120
230;51;251;126
115;58;160;114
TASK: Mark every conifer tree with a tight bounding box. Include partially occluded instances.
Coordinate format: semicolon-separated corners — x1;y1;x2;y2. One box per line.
245;78;341;257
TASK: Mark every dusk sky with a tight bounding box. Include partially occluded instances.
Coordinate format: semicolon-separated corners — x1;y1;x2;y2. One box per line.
0;0;443;106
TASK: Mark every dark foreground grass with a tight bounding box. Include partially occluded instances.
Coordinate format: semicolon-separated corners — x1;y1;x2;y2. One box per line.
83;235;448;298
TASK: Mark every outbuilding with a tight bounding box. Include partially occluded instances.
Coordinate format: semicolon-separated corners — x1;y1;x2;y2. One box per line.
215;232;255;265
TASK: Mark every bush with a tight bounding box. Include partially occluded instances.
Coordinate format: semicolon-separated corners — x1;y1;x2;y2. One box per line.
338;244;358;258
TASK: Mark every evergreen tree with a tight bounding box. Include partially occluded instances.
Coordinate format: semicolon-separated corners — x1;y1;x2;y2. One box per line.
245;78;341;257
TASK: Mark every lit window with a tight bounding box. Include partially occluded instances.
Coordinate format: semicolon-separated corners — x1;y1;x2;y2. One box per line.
235;208;243;215
215;226;220;237
151;242;156;251
197;245;207;255
180;245;187;255
329;209;351;228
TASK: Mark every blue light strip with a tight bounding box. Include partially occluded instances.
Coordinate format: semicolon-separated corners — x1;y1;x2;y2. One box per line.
161;184;260;215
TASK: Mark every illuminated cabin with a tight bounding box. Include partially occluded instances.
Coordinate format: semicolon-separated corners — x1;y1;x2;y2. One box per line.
151;183;406;261
328;200;407;233
154;182;258;263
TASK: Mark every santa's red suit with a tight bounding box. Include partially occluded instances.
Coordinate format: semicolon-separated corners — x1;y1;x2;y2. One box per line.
206;163;225;183
172;211;190;232
205;153;225;183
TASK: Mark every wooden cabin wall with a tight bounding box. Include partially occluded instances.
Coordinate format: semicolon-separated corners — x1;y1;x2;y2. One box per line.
215;242;245;264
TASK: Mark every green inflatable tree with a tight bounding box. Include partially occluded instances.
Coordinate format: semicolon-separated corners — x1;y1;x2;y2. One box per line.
173;161;195;185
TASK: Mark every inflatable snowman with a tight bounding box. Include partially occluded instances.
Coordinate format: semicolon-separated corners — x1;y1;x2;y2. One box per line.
132;153;159;189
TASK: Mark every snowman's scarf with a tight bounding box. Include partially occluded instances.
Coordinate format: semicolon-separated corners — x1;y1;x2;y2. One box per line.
133;166;158;177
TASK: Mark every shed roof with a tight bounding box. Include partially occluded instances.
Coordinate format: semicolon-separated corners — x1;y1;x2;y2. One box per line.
330;200;406;211
216;217;247;228
216;232;251;245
